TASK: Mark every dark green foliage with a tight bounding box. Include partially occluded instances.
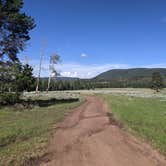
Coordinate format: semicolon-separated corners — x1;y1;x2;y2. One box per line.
0;62;21;92
0;62;35;92
0;92;20;105
151;72;164;92
0;63;35;105
0;0;35;102
38;78;96;91
0;0;35;61
15;64;35;92
0;62;35;105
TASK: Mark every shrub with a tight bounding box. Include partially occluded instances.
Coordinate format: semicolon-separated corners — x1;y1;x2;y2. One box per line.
0;92;20;105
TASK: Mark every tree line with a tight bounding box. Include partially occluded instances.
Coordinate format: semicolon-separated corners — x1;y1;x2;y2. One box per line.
25;73;165;92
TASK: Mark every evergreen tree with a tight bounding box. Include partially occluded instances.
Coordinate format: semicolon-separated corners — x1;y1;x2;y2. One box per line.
0;0;35;105
0;0;35;93
16;64;35;92
151;72;164;92
0;0;35;61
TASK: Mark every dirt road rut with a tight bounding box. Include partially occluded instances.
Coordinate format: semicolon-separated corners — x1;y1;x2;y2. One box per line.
40;96;166;166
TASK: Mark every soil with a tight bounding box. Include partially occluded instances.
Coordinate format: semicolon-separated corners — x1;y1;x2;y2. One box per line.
39;96;166;166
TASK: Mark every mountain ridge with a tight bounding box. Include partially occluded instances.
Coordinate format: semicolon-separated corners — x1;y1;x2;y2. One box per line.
92;68;166;88
94;68;166;81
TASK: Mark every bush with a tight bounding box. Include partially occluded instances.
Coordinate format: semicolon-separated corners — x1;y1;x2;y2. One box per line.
0;92;20;105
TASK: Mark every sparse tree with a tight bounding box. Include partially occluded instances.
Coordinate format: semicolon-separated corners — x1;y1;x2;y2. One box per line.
151;72;164;92
47;54;60;92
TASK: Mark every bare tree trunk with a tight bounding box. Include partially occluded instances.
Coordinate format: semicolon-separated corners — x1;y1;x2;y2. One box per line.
46;58;51;92
36;50;43;93
47;74;51;92
46;53;60;92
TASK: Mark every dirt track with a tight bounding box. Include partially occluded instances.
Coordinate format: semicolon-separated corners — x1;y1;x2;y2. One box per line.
40;96;166;166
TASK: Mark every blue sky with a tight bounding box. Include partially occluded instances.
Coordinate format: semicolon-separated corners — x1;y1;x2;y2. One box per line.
20;0;166;78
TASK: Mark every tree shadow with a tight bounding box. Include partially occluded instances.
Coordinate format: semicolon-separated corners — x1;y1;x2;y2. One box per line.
21;98;79;107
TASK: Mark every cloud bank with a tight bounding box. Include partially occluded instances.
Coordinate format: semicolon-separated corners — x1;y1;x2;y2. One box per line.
27;60;166;79
29;60;129;78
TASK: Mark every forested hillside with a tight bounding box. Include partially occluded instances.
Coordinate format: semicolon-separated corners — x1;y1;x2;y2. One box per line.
93;68;166;88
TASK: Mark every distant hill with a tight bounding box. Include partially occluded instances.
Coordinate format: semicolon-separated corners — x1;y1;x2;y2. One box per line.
39;68;166;88
94;68;166;87
38;68;166;89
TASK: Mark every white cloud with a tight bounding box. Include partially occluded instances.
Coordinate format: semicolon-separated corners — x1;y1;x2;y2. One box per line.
28;60;130;78
58;63;131;78
25;60;166;79
61;71;78;77
143;63;166;68
80;53;88;57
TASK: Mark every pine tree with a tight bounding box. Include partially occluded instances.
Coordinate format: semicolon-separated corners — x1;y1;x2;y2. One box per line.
0;0;35;61
151;72;163;92
0;0;35;93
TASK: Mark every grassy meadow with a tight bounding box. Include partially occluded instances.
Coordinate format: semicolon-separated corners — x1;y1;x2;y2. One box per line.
0;89;166;165
72;88;166;98
102;94;166;155
0;92;81;166
70;88;166;155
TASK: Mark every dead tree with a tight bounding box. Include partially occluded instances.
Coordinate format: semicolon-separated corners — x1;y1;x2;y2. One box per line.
36;49;44;93
47;54;60;92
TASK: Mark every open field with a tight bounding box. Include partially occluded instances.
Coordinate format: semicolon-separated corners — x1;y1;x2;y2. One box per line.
23;91;80;100
1;89;166;165
67;88;166;99
102;94;166;155
22;88;166;99
0;93;81;166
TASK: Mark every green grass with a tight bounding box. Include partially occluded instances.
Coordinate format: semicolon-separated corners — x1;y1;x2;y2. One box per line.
102;95;166;155
0;100;81;166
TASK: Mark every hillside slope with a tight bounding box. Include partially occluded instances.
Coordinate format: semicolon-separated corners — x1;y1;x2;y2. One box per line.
94;68;166;87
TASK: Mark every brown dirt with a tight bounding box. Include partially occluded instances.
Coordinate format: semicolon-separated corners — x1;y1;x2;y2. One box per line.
39;96;166;166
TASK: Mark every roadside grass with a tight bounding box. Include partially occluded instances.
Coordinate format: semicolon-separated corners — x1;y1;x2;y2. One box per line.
102;95;166;155
0;99;81;166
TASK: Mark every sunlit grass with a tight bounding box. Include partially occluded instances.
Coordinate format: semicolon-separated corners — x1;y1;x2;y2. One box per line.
0;100;81;166
102;95;166;155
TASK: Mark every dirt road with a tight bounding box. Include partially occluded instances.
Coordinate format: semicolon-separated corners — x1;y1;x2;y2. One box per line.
40;96;166;166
